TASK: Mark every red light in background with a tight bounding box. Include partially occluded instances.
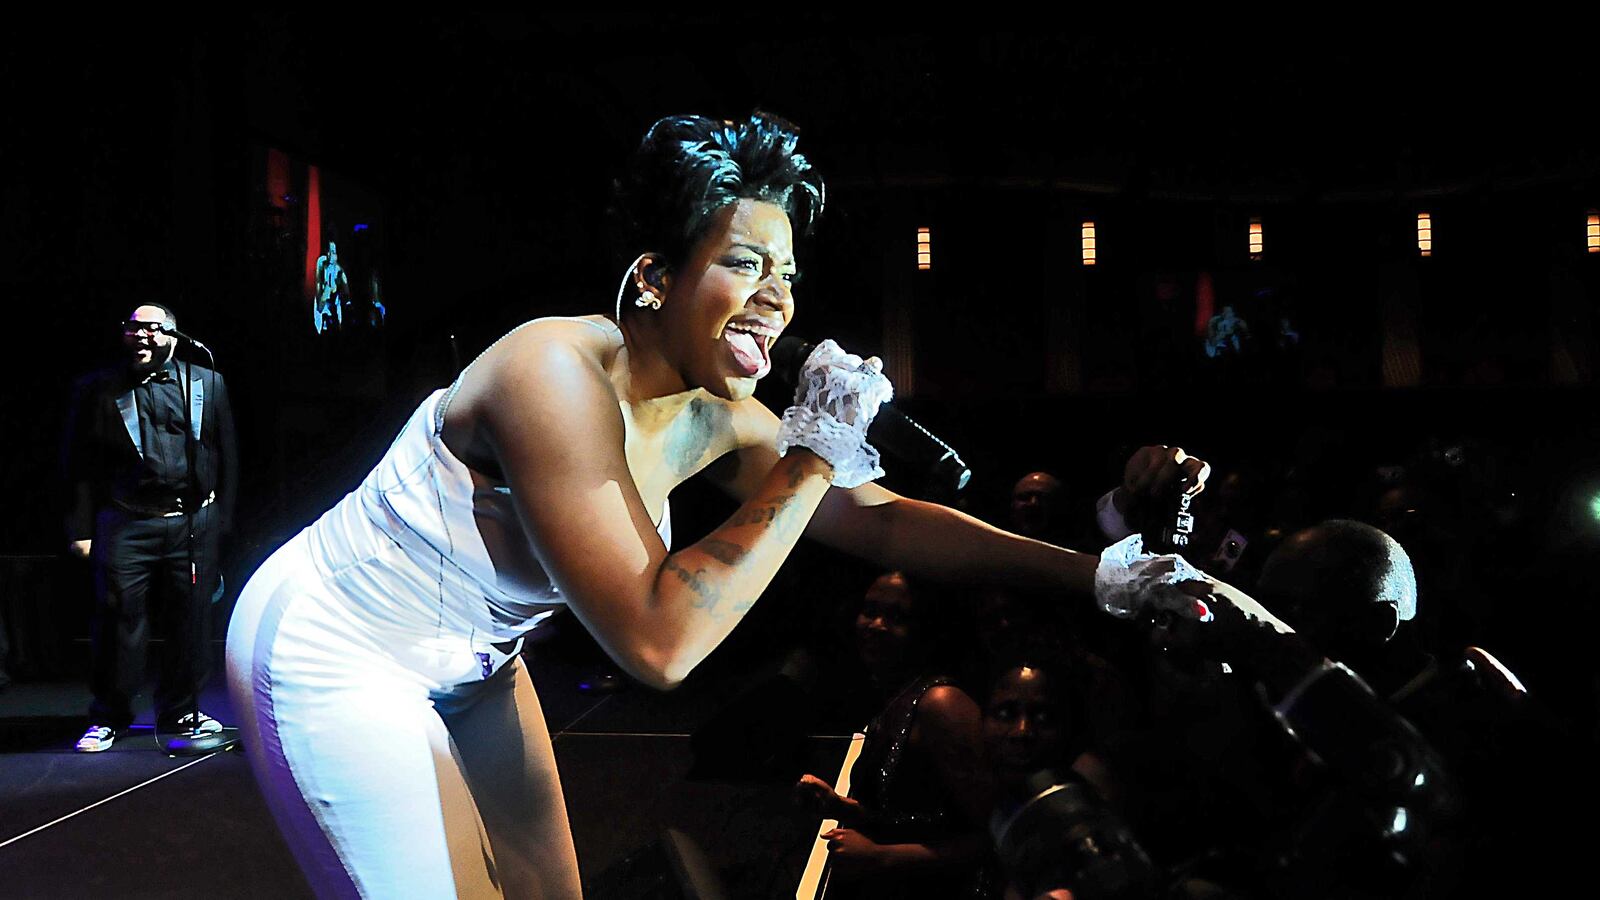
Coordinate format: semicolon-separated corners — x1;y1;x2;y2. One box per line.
304;165;322;300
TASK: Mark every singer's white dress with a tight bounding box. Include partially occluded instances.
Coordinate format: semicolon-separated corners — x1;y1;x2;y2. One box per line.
227;318;671;898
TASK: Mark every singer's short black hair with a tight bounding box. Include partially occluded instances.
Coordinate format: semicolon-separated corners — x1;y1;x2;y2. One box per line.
611;111;824;289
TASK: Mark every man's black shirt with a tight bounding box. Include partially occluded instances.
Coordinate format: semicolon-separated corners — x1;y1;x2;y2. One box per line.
63;356;237;539
133;361;193;500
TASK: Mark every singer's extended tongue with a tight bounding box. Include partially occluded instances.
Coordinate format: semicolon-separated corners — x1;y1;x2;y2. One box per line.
726;330;768;375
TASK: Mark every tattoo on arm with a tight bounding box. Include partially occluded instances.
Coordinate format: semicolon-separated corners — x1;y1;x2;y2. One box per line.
665;559;723;611
700;539;748;565
728;494;791;526
727;491;809;542
664;456;819;621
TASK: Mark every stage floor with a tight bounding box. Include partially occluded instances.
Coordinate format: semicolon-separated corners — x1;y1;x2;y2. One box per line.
0;636;850;898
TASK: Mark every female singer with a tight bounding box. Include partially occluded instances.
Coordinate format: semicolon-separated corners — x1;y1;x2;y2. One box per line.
227;112;1218;898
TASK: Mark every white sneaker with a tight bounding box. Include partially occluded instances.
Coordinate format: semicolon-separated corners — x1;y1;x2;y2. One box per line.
76;725;119;752
165;711;223;734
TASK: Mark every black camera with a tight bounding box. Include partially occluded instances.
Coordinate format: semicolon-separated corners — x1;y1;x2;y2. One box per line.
989;770;1158;900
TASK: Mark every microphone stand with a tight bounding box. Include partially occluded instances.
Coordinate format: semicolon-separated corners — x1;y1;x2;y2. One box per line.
165;341;238;756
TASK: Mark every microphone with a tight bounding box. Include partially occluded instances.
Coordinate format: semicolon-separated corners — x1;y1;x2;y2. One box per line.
158;321;210;352
771;336;971;494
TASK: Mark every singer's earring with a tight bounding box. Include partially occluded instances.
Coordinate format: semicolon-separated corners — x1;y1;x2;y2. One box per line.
615;253;651;322
634;283;663;310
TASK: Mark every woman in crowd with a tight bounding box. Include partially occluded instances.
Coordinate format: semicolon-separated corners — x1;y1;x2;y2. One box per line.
984;650;1152;900
796;572;997;898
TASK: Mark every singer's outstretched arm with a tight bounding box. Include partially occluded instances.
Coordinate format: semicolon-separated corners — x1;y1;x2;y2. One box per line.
812;483;1100;594
706;401;1100;595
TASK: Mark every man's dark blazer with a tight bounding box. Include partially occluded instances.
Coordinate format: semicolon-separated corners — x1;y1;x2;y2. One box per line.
63;361;238;541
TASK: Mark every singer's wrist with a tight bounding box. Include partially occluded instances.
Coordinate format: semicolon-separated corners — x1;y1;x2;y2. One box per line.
1049;545;1100;599
782;446;836;480
775;407;883;488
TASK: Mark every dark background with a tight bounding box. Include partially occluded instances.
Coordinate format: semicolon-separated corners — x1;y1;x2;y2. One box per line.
5;17;1598;705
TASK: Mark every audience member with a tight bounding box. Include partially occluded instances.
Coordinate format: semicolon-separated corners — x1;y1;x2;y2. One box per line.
796;572;996;899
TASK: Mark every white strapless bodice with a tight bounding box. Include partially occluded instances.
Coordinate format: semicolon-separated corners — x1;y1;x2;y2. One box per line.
305;387;670;642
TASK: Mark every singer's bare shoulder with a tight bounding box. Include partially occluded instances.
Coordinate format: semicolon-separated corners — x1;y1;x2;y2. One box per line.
496;315;626;366
468;315;624;397
439;316;626;469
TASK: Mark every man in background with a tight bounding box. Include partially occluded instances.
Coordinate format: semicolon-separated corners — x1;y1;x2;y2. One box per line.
63;304;236;751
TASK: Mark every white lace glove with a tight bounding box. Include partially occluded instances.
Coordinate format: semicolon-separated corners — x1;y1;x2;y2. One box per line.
1097;534;1298;639
1094;534;1216;623
775;339;894;488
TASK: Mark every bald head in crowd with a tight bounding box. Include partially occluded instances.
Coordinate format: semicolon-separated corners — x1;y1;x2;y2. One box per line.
1256;519;1418;661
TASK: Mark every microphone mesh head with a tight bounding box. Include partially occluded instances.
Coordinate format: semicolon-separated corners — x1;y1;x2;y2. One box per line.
769;336;813;385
